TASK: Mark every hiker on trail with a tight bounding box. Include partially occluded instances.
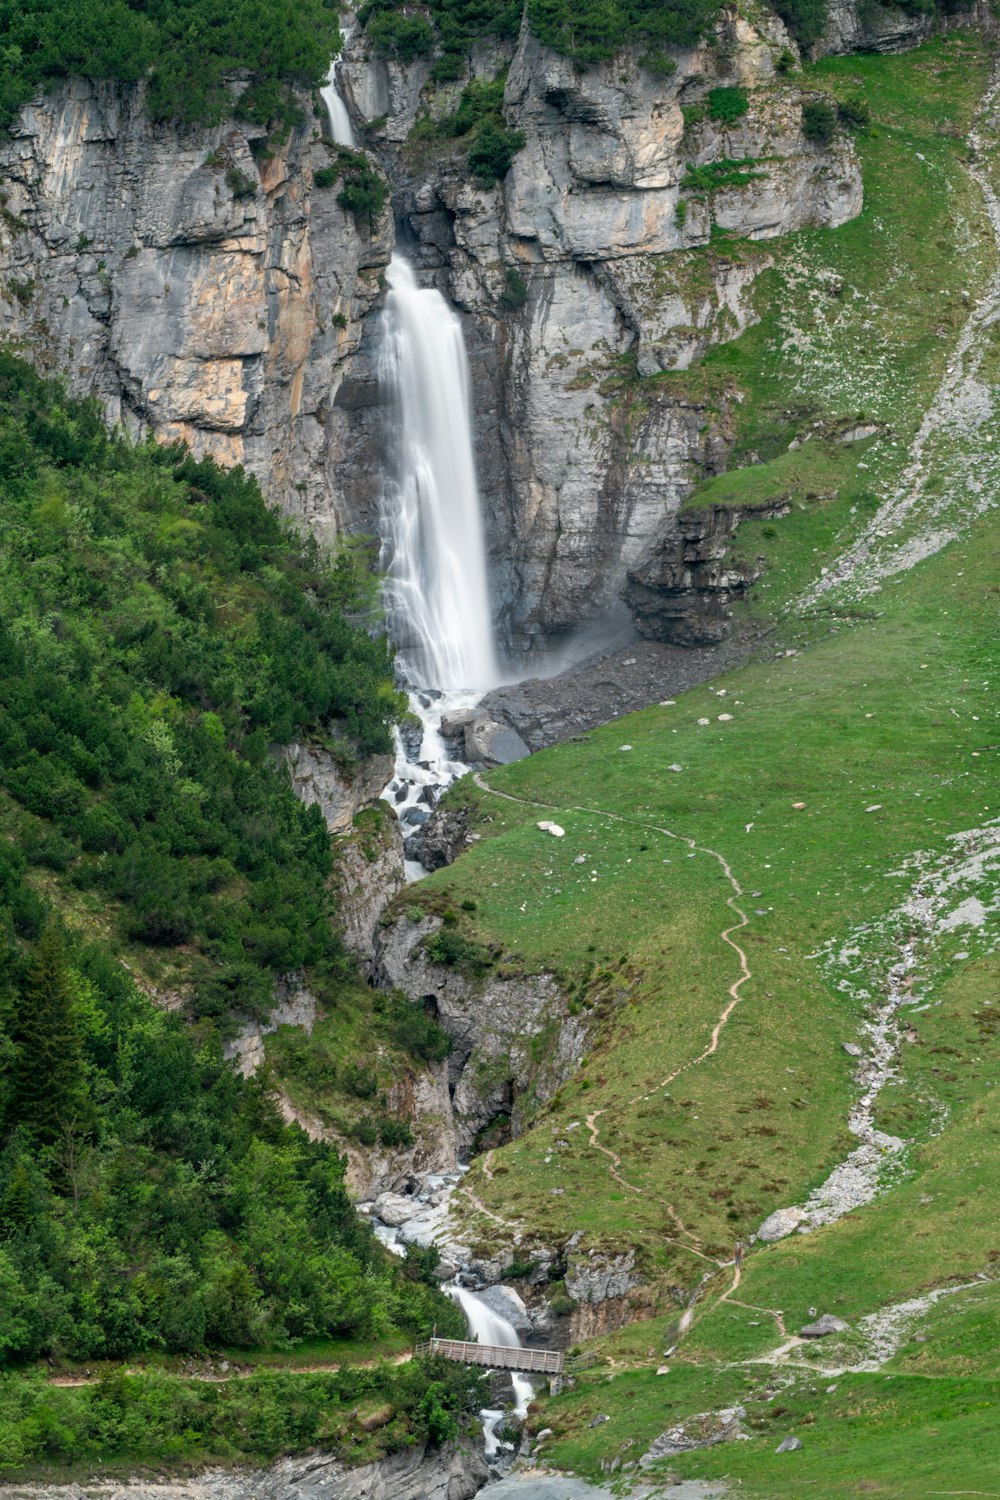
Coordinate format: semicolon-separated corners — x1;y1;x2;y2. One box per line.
734;1241;744;1271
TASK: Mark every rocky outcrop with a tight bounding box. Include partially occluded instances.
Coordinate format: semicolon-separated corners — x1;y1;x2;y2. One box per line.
281;743;394;835
223;978;317;1079
623;502;788;645
406;801;472;872
344;1060;459;1200
820;0;981;56
6;1441;489;1500
564;1246;659;1340
0;76;391;537
377;914;585;1153
333;801;406;966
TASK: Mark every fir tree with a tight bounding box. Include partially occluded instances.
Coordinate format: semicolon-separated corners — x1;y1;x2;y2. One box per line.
11;927;86;1145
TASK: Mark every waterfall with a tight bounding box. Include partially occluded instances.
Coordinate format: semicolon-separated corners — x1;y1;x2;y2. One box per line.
448;1286;535;1421
320;26;356;146
379;256;500;691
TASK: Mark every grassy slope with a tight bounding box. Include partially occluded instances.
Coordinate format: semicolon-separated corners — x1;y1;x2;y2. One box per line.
395;36;999;1493
672;35;998;622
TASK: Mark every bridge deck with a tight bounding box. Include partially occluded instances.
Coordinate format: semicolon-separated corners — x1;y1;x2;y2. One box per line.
414;1338;564;1374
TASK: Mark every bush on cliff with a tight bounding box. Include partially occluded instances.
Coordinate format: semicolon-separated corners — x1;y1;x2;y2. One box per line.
0;0;340;131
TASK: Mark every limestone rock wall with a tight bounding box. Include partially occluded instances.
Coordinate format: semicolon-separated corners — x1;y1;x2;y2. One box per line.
377;914;586;1154
2;0;945;651
0;76;391;541
5;1440;489;1500
362;7;862;648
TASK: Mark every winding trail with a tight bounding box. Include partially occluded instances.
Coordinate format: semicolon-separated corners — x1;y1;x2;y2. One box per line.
470;773;752;1265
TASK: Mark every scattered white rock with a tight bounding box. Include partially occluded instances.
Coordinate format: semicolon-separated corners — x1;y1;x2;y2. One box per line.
698;718;711;726
718;713;733;722
619;744;633;751
841;1042;864;1057
668;763;683;773
776;1435;803;1453
865;804;883;813
656;1365;671;1375
792;801;807;810
537;820;565;837
756;1206;809;1242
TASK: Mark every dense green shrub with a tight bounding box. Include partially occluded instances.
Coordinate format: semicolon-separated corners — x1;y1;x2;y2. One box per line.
468;120;526;185
838;93;871;130
0;1359;480;1472
0;923;464;1367
499;267;529;311
0;0;340;132
365;8;435;61
360;0;723;75
0;352;404;1010
771;0;830;45
423;927;495;976
707;86;749;124
318;147;388;220
802;97;838;144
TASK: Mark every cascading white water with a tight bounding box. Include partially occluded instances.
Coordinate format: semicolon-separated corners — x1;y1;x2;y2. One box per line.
379;256;500;691
320;25;356;146
449;1286;535;1421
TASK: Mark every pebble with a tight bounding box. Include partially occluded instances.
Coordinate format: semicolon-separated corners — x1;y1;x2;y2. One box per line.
792;801;806;810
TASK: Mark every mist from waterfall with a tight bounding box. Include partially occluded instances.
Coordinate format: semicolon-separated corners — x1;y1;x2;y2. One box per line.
379;256;500;691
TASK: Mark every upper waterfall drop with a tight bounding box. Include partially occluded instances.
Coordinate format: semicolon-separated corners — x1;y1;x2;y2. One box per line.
320;26;356;146
379;255;500;691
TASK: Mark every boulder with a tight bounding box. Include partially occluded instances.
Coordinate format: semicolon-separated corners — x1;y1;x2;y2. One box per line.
373;1192;419;1228
474;1284;533;1336
800;1314;850;1338
756;1206;809;1242
776;1434;803;1452
463;716;531;767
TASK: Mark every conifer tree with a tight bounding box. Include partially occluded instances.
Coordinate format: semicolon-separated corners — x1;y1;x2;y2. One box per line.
11;926;86;1145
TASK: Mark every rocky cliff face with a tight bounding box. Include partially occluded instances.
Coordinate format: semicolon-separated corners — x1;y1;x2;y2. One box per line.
624;500;789;645
6;1440;489;1500
0;76;391;540
373;8;862;648
377;914;586;1154
0;5;866;651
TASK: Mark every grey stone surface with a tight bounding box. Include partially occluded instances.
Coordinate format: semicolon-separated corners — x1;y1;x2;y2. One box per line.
464;717;531;767
639;1405;746;1465
281;743;394;835
800;1314;850;1338
333;800;405;965
376;915;585;1154
0;79;392;537
775;1434;803;1452
5;1443;489;1500
624;503;788;645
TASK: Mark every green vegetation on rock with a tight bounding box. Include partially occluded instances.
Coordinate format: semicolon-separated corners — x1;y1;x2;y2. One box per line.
0;0;341;131
0;352;403;1019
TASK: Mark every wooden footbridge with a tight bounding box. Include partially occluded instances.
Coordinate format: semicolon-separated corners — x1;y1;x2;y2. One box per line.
414;1336;564;1375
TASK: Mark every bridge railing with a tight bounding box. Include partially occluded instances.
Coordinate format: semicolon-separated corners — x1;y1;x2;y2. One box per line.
414;1337;564;1374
